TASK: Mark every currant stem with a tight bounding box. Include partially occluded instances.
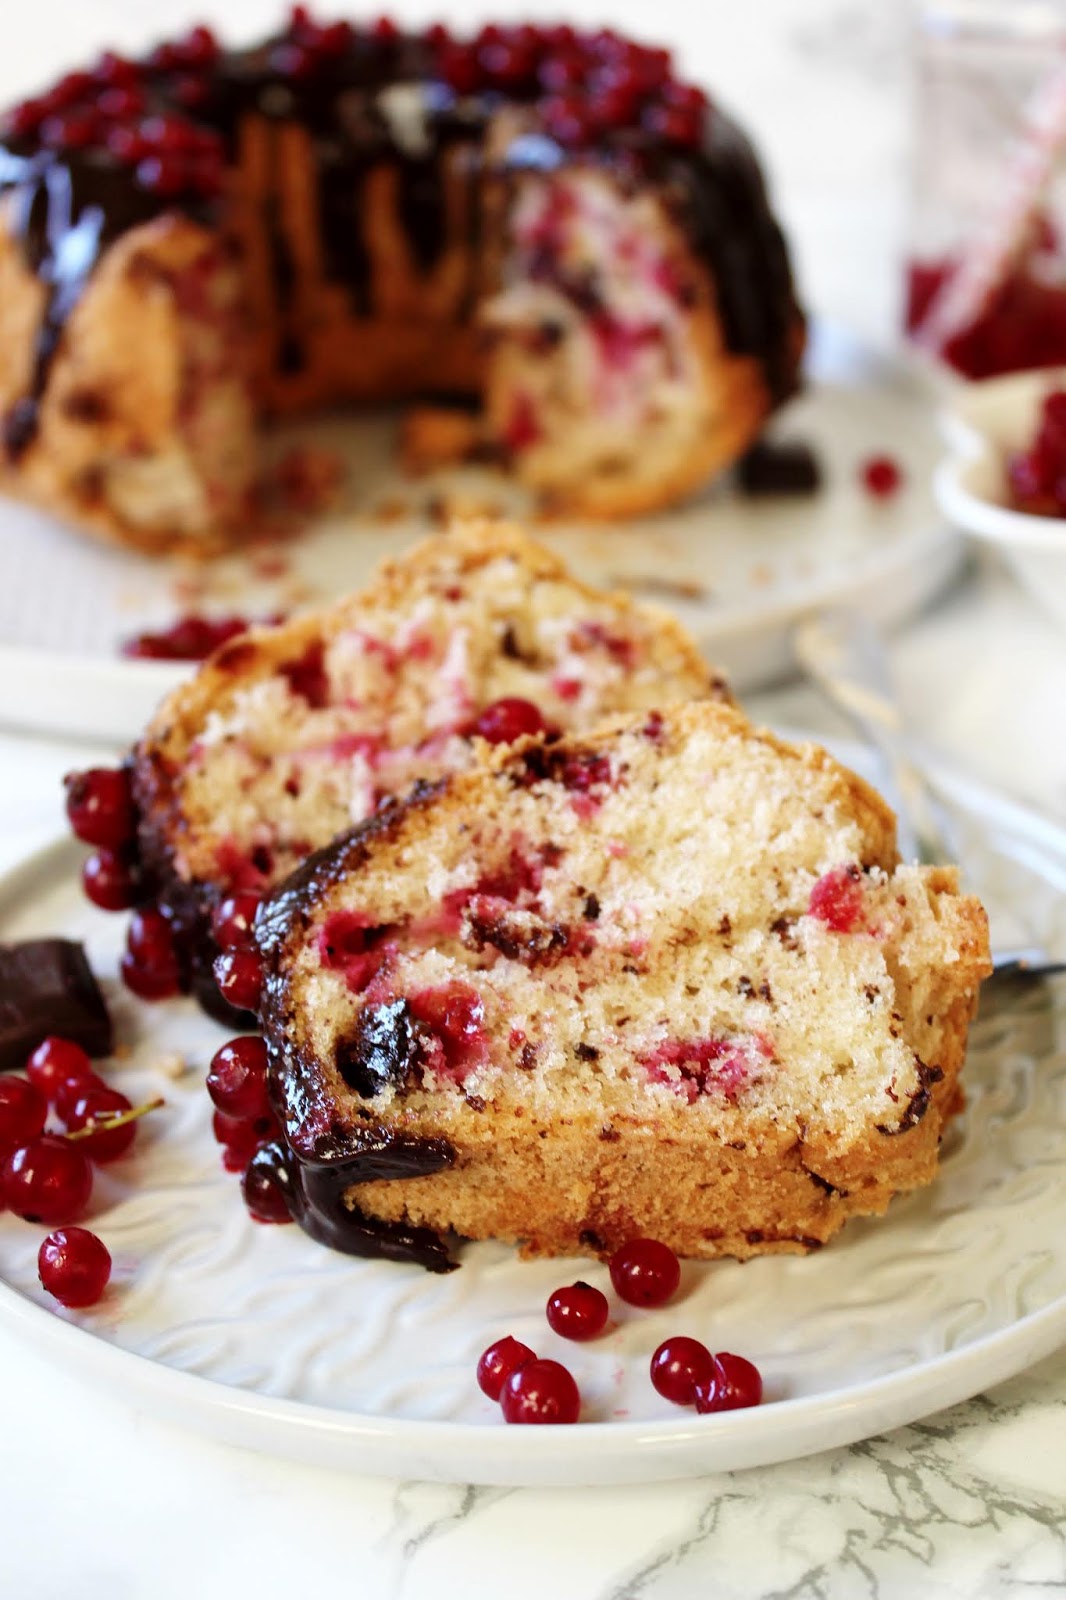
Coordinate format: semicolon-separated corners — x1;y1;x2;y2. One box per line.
63;1096;165;1140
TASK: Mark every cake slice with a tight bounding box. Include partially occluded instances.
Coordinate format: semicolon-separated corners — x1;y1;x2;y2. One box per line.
127;520;727;1021
255;701;992;1269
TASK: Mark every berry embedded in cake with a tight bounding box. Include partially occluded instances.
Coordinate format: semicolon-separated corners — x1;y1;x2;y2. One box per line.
254;700;991;1269
0;13;804;551
67;520;727;1025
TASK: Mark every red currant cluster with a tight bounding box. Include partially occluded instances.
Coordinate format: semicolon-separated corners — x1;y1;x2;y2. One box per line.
121;611;267;662
1007;389;1066;517
430;23;709;150
206;1032;290;1224
0;1035;163;1308
478;1236;763;1424
211;890;266;1013
65;765;140;918
4;27;225;199
269;7;367;79
64;766;190;1003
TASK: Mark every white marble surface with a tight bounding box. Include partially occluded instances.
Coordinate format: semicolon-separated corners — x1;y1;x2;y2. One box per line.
4;0;1066;1594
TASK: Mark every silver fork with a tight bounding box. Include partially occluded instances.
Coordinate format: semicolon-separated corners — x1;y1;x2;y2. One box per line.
792;608;1066;985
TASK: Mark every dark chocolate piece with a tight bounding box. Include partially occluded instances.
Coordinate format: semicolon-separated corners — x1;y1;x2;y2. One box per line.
737;439;822;496
0;938;112;1070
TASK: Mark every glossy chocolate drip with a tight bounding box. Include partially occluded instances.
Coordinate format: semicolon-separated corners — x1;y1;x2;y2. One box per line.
252;1132;458;1271
253;779;459;1270
0;146;177;457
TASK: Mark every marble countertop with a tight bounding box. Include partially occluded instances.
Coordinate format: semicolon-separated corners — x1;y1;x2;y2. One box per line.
4;1;1066;1595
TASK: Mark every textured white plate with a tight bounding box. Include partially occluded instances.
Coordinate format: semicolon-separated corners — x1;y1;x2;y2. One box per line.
0;325;962;741
1;740;1066;1485
934;366;1066;630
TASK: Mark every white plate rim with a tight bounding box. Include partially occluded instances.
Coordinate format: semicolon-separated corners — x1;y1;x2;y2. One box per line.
1;755;1065;1487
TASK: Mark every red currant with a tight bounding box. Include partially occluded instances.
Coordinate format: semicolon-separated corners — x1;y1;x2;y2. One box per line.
608;1237;681;1308
694;1351;764;1413
500;1359;580;1424
63;1086;136;1163
860;454;903;499
213;948;263;1012
54;1071;109;1123
38;1227;111;1308
120;950;181;1001
207;1036;272;1120
472;697;548;745
82;850;137;911
3;1135;93;1224
211;890;263;951
64;766;135;849
476;1335;536;1400
127;906;179;970
650;1336;715;1406
0;1077;47;1154
26;1036;93;1101
545;1281;609;1341
241;1142;293;1224
213;1108;279;1168
808;865;865;933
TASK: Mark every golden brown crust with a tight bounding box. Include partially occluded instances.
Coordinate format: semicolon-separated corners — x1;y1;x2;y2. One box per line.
133;517;725;891
0;209;257;557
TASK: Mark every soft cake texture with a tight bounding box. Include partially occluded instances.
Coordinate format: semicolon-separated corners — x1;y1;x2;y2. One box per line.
258;701;992;1265
131;520;725;1015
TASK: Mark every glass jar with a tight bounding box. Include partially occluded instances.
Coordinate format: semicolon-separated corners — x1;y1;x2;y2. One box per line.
906;0;1066;376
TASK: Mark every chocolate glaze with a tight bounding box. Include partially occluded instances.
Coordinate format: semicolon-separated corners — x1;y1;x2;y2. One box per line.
0;937;113;1070
251;1134;457;1272
249;778;459;1268
0;21;802;453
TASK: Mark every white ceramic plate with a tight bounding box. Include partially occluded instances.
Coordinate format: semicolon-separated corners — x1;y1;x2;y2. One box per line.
934;367;1066;631
0;325;962;742
1;739;1065;1486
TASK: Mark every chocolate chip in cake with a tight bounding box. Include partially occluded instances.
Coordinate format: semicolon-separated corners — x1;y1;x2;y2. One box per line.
335;999;422;1099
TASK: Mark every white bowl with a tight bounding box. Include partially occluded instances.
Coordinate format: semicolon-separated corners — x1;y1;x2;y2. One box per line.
934;367;1066;627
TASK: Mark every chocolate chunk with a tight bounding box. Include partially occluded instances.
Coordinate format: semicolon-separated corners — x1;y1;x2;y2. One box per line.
0;939;112;1070
737;440;822;496
336;999;421;1099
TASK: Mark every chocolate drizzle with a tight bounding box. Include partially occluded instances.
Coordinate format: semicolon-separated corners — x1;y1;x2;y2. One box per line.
0;145;174;457
252;1132;457;1272
247;779;460;1270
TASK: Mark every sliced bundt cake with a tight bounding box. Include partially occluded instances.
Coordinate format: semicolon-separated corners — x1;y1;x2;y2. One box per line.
254;701;991;1269
120;520;727;1021
0;14;803;548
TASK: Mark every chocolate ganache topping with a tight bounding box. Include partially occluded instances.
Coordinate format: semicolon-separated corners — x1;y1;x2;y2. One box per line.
253;782;459;1271
0;12;800;457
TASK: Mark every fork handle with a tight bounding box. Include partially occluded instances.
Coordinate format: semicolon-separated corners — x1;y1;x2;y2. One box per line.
792;608;956;865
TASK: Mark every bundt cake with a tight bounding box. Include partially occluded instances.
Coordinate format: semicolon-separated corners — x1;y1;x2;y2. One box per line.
253;701;991;1270
0;12;804;550
113;520;727;1023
